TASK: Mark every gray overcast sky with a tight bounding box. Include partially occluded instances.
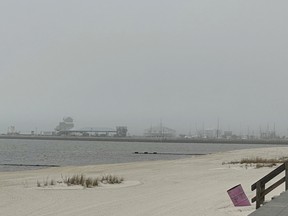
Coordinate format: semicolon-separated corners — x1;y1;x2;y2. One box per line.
0;1;287;135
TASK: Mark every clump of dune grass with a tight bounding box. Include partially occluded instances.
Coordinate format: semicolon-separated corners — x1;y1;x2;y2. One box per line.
85;177;99;188
255;163;277;169
240;157;287;164
37;177;56;187
223;157;288;169
50;179;56;186
62;174;99;188
38;174;124;188
100;174;124;184
63;174;124;186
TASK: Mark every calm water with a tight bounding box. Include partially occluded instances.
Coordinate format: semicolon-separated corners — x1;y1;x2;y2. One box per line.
0;139;284;172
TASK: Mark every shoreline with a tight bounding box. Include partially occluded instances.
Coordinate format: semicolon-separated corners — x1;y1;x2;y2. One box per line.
1;147;288;215
1;134;288;145
0;152;207;173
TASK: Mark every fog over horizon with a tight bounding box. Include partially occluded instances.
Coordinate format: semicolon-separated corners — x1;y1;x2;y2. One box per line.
0;1;288;136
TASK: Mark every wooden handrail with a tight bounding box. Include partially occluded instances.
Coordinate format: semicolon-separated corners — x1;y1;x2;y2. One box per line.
251;161;288;209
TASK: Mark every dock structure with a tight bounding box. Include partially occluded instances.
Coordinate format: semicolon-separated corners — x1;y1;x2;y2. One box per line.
57;126;128;137
58;127;117;136
54;117;128;137
249;190;288;216
249;161;288;215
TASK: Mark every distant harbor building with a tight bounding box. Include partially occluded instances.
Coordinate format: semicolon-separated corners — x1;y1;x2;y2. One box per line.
197;128;222;139
223;131;233;139
7;126;18;135
116;126;128;137
55;117;74;132
260;130;277;139
204;129;215;138
144;125;176;138
40;131;55;136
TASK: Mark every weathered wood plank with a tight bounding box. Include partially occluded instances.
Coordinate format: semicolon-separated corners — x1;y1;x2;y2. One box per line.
248;190;288;216
252;177;285;203
285;162;288;190
252;163;285;191
256;182;262;209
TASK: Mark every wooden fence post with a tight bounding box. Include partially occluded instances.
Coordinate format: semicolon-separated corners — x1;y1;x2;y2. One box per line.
256;182;262;209
285;161;288;191
252;162;286;209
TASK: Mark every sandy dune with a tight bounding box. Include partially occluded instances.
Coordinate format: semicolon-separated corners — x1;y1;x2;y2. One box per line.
1;147;288;216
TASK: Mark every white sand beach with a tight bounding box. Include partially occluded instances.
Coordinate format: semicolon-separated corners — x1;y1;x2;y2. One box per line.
1;147;288;216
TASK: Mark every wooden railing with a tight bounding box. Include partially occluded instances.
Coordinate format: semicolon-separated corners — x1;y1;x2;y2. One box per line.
251;161;288;209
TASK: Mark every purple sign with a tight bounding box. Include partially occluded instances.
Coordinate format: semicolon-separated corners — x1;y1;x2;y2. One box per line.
227;184;251;206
